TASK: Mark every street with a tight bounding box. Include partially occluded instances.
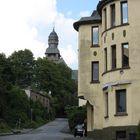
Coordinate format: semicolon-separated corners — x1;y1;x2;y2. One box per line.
0;118;74;140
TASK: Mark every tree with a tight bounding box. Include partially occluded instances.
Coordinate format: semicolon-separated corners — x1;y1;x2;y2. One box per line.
65;106;86;130
9;49;34;88
33;57;78;117
3;86;30;127
0;49;78;129
0;53;14;119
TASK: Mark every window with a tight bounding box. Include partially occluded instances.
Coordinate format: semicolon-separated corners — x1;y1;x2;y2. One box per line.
122;43;129;67
111;45;116;69
104;48;107;71
105;92;109;118
104;8;107;30
104;36;106;43
91;62;99;82
116;89;126;113
92;27;99;46
121;1;128;24
112;33;114;40
123;30;126;37
129;133;137;140
110;4;115;27
116;131;126;139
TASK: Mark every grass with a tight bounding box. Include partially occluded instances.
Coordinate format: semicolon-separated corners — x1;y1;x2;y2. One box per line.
0;121;12;133
0;119;49;133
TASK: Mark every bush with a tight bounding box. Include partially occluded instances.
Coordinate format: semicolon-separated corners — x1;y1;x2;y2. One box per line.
137;122;140;140
0;120;11;133
65;106;86;130
24;121;38;128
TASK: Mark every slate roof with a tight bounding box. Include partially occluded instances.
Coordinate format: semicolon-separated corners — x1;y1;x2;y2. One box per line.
48;28;58;42
46;28;60;54
73;10;101;31
45;47;60;54
97;0;115;14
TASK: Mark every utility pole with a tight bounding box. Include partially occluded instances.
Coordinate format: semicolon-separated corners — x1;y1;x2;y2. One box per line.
18;118;21;129
30;108;33;122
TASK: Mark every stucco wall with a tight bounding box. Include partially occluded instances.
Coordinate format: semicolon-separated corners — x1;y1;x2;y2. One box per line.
78;23;103;130
101;0;140;129
77;0;140;134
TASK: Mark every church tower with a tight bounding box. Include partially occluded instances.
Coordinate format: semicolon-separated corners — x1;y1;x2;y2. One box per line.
45;28;64;64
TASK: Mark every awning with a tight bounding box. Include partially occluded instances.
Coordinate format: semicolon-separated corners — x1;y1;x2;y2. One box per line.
103;80;132;90
78;92;96;106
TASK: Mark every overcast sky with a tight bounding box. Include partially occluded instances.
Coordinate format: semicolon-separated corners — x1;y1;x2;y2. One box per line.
0;0;99;69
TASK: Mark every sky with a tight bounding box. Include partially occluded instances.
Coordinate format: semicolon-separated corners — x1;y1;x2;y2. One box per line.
0;0;99;69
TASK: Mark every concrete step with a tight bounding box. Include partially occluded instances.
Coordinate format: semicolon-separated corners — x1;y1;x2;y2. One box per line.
64;137;93;140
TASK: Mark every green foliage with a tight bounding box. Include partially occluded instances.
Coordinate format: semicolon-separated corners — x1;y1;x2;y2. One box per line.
9;49;34;87
65;106;86;130
2;86;30;127
137;122;140;140
32;57;78;117
0;49;77;131
0;120;11;133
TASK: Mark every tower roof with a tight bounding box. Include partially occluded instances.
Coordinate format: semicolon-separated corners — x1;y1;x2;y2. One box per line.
48;28;58;43
45;28;60;55
45;28;66;64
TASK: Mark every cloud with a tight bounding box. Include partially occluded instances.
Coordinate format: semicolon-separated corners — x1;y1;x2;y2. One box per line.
0;0;78;69
60;45;77;66
0;0;57;58
80;10;90;17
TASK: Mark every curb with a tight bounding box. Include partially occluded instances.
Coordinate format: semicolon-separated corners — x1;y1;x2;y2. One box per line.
0;132;14;137
64;138;93;140
0;129;33;137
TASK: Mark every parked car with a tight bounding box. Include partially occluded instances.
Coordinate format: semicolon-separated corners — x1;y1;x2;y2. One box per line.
74;124;85;137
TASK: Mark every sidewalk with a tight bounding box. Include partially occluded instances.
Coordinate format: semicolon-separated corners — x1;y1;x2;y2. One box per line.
0;129;32;136
64;138;93;140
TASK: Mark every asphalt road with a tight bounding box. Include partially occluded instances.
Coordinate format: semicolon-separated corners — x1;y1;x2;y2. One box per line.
0;118;74;140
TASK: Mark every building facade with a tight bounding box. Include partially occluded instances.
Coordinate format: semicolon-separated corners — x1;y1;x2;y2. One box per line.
25;89;50;110
74;0;140;140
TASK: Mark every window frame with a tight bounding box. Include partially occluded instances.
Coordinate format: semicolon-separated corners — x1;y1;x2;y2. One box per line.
111;45;117;69
116;131;126;139
91;61;99;83
104;48;107;72
121;1;128;24
110;4;116;27
105;92;109;118
122;43;129;68
91;26;99;47
116;89;127;115
104;8;107;30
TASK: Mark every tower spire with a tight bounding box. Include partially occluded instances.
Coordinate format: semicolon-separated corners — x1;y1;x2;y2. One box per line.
45;26;65;64
53;22;55;32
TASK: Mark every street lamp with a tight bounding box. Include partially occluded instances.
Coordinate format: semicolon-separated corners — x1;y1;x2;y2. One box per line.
48;90;51;96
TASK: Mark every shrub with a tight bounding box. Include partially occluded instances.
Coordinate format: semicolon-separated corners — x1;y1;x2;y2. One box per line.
65;106;86;130
137;122;140;140
0;120;11;133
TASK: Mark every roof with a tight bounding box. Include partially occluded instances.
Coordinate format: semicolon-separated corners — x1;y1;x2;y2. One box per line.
48;28;58;41
97;0;115;15
45;47;60;54
73;10;101;31
31;90;50;99
46;28;60;55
